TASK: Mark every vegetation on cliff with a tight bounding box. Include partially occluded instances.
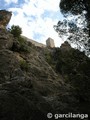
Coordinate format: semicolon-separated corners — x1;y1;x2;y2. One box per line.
0;27;90;120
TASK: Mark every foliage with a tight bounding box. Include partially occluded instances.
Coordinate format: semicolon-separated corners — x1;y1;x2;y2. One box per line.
54;14;90;56
44;51;52;64
54;0;90;56
46;47;90;102
11;36;31;52
18;37;30;52
9;25;31;52
20;60;29;71
60;0;90;48
60;0;89;15
44;48;56;69
9;25;22;38
60;0;90;30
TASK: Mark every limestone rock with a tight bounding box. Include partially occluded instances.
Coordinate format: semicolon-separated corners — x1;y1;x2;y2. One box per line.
0;10;12;29
0;29;13;49
0;30;89;120
60;41;71;51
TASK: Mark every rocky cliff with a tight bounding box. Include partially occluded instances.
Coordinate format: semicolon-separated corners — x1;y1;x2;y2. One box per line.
0;29;90;120
0;10;12;29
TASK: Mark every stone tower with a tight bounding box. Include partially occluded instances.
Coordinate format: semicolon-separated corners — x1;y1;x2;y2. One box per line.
46;37;55;48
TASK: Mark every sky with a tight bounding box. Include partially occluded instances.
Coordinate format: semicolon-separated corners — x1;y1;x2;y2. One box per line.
0;0;64;46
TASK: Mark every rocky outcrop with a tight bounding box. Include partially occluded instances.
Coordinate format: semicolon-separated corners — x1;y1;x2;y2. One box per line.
0;10;12;29
0;29;13;49
60;41;71;51
0;29;89;120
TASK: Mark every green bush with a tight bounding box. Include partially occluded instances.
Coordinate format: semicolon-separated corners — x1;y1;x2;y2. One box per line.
11;36;30;52
9;25;31;52
18;37;30;52
20;60;29;71
45;53;52;64
9;25;22;38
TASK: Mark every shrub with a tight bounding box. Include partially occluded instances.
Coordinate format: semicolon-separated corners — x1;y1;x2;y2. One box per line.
18;37;30;52
11;36;30;52
20;60;29;71
9;25;22;38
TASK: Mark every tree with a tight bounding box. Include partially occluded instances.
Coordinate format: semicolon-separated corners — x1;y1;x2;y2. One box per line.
54;14;90;55
54;0;90;56
9;25;22;38
60;0;90;35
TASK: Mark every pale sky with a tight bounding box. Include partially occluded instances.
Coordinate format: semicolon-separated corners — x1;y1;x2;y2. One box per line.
0;0;64;46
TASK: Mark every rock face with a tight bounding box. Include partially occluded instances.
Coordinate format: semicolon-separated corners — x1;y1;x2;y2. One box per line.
0;10;12;29
0;29;90;120
60;41;71;51
0;29;13;49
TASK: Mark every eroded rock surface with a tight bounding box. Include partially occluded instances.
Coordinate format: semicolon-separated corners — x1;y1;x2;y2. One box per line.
0;10;12;29
0;29;90;120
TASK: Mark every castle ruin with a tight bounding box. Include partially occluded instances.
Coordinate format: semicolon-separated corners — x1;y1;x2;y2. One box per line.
23;36;55;48
0;10;56;48
46;37;55;48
